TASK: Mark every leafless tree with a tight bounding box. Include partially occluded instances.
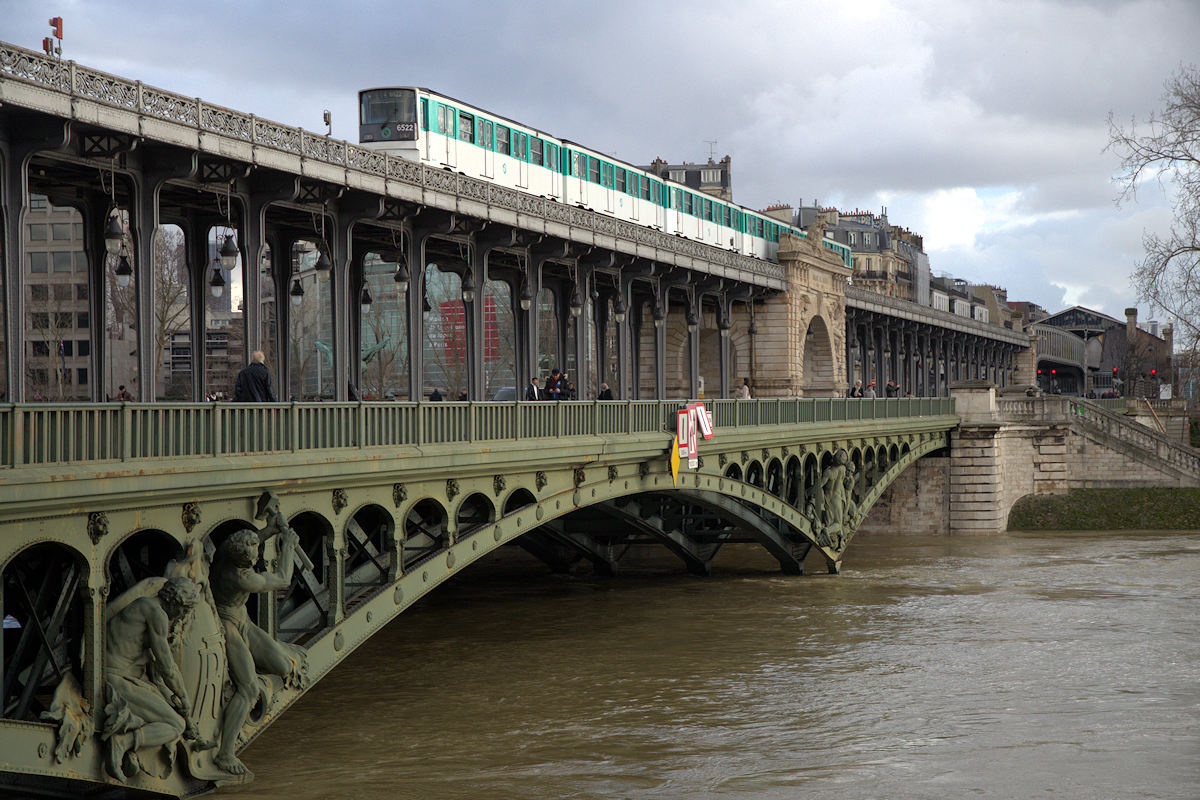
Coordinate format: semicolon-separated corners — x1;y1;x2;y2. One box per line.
1108;65;1200;353
106;224;190;398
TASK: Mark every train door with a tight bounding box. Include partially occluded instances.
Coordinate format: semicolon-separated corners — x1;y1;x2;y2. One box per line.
598;162;609;214
574;151;588;206
547;143;561;200
435;103;456;168
515;131;529;189
732;211;744;252
628;173;639;222
481;119;494;179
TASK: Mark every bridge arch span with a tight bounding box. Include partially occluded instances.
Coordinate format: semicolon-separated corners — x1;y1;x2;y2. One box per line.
802;314;837;396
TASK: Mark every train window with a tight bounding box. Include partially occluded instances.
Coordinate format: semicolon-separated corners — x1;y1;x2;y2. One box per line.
704;199;712;221
546;142;558;169
671;188;681;210
497;125;510;155
531;138;543;166
650;181;659;203
481;120;493;149
615;168;625;192
683;193;692;215
572;152;583;176
589;159;600;183
360;89;417;125
458;112;474;144
518;132;529;160
436;105;448;135
421;99;430;130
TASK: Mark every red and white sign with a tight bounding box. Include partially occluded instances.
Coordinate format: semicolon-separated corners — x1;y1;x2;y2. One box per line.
695;402;714;439
677;409;689;461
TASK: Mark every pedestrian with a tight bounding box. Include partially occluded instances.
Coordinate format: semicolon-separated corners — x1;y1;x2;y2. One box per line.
546;368;563;400
736;378;752;399
848;380;863;398
429;388;443;401
864;380;877;399
117;384;133;402
526;377;542;400
597;382;614;400
233;351;277;402
457;390;468;401
885;379;899;398
566;381;576;400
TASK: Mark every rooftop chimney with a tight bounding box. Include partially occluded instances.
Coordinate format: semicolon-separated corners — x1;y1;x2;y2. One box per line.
1125;307;1138;343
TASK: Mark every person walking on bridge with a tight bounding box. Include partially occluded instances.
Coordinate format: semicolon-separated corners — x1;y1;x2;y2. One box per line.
233;351;276;402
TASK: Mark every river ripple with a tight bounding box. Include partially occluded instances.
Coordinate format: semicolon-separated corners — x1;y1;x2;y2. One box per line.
230;531;1200;799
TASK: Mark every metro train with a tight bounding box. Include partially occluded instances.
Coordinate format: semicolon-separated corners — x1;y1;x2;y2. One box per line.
357;87;852;269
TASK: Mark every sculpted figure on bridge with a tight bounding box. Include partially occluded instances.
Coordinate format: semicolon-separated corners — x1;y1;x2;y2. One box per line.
210;497;309;776
808;449;859;551
101;576;212;781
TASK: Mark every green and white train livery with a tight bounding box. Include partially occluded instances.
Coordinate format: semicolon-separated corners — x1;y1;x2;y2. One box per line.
358;87;851;268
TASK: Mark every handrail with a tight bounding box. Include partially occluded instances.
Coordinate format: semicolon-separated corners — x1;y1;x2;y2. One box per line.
1066;398;1200;477
0;398;957;469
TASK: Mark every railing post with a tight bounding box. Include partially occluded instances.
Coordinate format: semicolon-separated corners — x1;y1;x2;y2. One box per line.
121;403;132;461
357;401;366;447
468;402;476;443
212;403;223;457
11;406;24;467
290;402;299;453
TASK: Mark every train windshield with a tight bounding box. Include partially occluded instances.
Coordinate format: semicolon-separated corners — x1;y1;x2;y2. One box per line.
360;89;417;125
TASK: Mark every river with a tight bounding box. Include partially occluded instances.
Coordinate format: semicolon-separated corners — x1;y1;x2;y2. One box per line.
229;531;1200;799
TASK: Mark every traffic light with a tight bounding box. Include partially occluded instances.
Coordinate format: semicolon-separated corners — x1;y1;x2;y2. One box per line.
1037;369;1042;375
1112;367;1118;373
1151;369;1157;376
1051;369;1057;375
48;17;63;38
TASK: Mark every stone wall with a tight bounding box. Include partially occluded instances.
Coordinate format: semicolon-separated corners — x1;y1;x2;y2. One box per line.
856;455;951;535
861;387;1199;537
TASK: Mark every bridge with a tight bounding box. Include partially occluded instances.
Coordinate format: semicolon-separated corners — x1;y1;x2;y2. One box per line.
1;396;956;796
0;41;1195;799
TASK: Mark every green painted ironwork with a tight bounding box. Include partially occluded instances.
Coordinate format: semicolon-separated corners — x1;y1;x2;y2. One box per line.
0;398;955;468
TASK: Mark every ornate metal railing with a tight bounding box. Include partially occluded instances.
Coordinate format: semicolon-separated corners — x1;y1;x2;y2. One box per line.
0;41;784;282
0;397;956;468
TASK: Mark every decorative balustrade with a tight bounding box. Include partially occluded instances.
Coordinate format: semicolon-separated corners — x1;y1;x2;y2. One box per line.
997;396;1200;476
0;398;956;469
0;41;784;282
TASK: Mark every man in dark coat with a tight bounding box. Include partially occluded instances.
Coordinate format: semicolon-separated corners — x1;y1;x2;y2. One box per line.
233;351;277;402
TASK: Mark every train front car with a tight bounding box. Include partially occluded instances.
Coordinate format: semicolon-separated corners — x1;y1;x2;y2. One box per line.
359;87;420;160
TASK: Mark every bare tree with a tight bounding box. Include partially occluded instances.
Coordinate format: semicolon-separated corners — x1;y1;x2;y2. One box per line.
106;225;190;398
1108;65;1200;353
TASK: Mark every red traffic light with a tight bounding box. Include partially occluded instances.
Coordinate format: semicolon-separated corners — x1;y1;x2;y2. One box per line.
1051;369;1057;374
1112;367;1117;373
49;17;63;38
1151;369;1157;375
1037;369;1042;375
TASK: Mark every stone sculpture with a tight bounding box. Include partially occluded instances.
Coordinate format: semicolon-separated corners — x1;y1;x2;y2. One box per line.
806;449;859;550
101;576;213;781
209;497;308;775
40;672;91;763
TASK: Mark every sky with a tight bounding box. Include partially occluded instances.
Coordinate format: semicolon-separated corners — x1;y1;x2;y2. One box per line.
2;0;1195;321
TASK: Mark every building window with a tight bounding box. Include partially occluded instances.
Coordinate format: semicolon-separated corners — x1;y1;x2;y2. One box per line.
76;312;89;328
52;223;72;241
28;224;47;241
31;341;49;357
55;312;73;329
668;169;685;183
77;368;88;385
53;252;73;272
78;340;91;356
30;285;48;302
31;313;49;329
30;194;47;211
76;284;89;301
701;169;721;184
